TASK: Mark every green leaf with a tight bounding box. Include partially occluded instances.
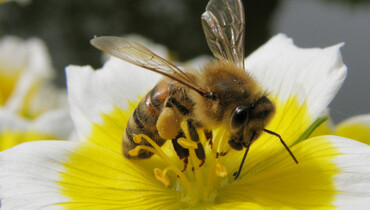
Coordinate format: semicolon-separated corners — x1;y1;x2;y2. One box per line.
291;116;329;147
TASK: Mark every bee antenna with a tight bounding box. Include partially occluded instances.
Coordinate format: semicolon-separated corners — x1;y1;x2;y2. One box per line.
263;129;298;164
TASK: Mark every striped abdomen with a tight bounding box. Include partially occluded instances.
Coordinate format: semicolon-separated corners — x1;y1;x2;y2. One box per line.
123;80;171;159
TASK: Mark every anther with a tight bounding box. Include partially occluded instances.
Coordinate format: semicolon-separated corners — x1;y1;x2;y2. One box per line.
177;137;198;149
154;168;170;187
128;147;141;157
215;163;227;177
133;134;142;144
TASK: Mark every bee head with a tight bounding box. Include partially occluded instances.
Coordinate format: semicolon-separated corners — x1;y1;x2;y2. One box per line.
228;96;275;150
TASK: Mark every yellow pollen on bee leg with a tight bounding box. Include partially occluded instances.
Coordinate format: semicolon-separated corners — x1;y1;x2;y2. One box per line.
177;137;198;149
154;168;170;187
215;163;228;177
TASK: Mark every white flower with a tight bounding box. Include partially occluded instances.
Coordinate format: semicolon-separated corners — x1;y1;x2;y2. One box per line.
0;34;369;209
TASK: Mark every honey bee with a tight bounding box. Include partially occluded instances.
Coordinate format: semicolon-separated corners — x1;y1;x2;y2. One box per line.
91;0;298;179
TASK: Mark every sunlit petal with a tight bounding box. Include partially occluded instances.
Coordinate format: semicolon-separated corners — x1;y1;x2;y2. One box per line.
246;34;346;121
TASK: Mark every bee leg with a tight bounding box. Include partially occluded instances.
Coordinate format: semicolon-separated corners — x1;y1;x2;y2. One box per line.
166;97;190;116
157;97;189;140
187;119;206;167
203;129;213;148
157;107;182;140
171;130;190;171
182;157;189;172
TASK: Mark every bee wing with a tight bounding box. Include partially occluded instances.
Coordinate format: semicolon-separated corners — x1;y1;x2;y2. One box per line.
201;0;245;69
91;36;207;96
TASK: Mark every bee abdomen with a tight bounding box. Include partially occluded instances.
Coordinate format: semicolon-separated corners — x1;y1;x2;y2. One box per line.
123;81;169;159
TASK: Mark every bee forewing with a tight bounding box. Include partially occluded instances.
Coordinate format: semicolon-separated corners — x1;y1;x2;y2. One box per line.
91;36;165;67
201;0;245;69
91;36;206;96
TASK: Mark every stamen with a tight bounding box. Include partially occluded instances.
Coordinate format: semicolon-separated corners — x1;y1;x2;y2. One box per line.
133;134;195;196
154;168;170;187
134;134;174;163
215;163;227;177
216;130;229;158
212;129;223;154
177;137;198;149
128;147;140;157
188;148;205;198
128;145;157;157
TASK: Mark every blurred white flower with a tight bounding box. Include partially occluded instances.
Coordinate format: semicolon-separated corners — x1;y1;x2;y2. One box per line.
0;109;73;151
0;36;67;118
0;36;74;150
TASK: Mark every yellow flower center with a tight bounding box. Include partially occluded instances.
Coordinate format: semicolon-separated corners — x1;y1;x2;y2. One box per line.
126;121;236;206
58;98;341;209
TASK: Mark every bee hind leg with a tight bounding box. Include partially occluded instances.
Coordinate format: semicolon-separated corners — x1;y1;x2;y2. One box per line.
156;97;189;140
157;107;182;140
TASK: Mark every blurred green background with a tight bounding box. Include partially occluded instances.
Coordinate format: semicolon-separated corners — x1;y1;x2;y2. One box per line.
0;0;369;122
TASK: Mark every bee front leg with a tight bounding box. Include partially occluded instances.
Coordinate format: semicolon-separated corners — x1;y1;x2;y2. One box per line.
172;130;189;172
187;119;206;167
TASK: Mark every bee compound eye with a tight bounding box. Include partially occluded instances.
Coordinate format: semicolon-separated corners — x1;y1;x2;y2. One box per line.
231;106;249;129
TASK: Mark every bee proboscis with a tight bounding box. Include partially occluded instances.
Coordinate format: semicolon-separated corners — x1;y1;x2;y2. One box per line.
91;0;298;180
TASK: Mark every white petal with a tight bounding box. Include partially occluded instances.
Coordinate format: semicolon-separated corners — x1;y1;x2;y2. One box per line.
245;34;347;120
0;141;74;209
66;57;161;139
327;136;370;209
